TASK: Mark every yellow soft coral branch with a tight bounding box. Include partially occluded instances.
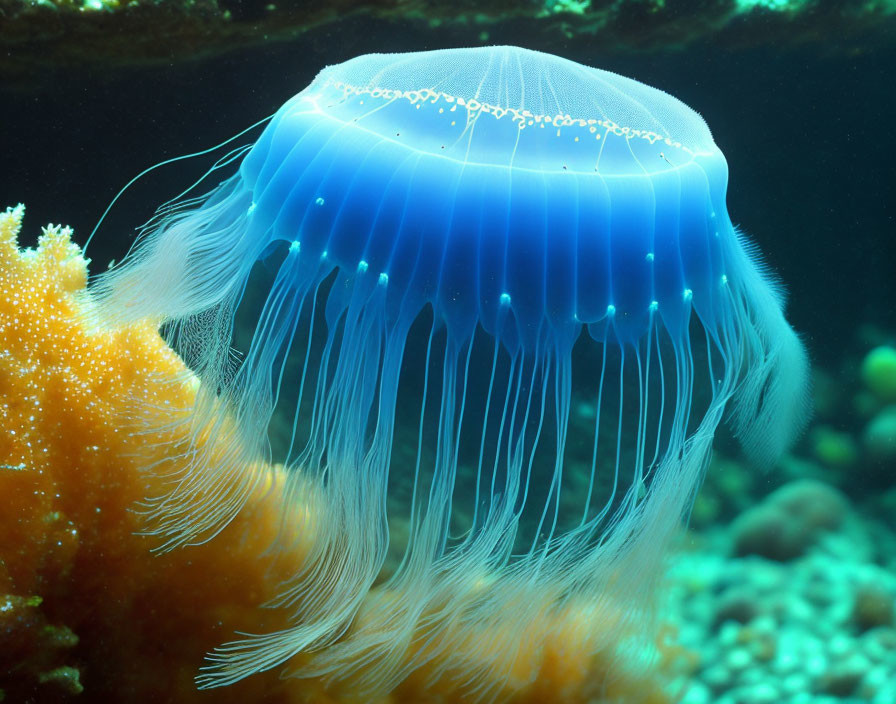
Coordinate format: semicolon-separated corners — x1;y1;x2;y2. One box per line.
0;205;674;703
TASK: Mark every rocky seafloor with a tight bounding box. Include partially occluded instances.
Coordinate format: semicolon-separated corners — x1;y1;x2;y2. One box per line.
662;336;896;703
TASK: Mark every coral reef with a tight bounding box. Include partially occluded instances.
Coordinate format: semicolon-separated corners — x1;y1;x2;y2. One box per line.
0;203;673;702
0;203;310;702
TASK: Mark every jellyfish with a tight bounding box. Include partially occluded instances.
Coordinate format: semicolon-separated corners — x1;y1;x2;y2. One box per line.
92;46;808;698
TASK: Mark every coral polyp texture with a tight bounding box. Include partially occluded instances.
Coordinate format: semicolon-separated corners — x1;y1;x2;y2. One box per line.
0;204;308;702
0;204;673;702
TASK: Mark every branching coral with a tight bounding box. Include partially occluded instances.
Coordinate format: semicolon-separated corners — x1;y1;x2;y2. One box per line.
0;203;673;702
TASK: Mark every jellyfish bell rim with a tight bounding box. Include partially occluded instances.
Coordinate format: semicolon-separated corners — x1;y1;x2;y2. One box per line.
281;88;727;178
271;45;726;180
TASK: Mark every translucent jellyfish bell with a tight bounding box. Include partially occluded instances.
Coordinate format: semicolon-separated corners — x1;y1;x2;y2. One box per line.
93;46;809;697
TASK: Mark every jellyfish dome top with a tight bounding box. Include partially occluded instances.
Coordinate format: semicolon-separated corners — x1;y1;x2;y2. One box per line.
94;46;808;698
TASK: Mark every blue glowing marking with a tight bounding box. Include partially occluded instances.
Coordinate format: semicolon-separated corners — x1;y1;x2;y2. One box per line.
378;272;389;286
649;300;658;312
358;260;369;273
646;252;655;262
721;274;728;285
315;197;325;206
289;240;301;253
499;292;511;305
606;304;616;316
247;202;257;215
683;288;693;301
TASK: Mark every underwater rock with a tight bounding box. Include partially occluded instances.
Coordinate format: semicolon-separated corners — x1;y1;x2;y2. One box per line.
2;0;893;85
852;584;895;632
731;480;850;561
817;655;867;698
712;589;759;628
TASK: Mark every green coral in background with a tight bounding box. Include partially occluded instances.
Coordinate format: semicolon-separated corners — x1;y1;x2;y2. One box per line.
862;346;896;402
734;0;811;12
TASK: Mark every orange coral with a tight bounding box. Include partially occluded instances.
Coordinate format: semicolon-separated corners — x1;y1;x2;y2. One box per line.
0;204;310;703
0;205;673;703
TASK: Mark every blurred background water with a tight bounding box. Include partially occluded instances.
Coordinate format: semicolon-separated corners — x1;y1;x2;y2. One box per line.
1;2;894;702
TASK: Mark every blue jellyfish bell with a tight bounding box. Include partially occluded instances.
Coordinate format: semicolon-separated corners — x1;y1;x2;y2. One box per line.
92;46;809;698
